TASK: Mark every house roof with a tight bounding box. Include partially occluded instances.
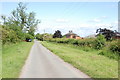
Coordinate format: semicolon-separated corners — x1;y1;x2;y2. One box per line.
85;34;96;38
65;30;79;36
115;32;120;36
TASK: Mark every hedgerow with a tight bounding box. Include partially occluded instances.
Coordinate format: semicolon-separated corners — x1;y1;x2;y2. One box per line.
47;38;95;47
109;41;120;56
45;37;119;60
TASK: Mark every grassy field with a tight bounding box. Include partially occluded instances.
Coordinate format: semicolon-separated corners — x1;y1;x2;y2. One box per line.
2;42;33;78
41;41;118;78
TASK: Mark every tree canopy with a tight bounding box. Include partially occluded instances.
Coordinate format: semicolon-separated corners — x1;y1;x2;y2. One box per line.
96;28;116;41
1;2;40;44
53;30;62;38
1;2;40;36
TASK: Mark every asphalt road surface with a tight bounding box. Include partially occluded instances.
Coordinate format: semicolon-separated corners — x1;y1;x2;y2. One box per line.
19;40;90;78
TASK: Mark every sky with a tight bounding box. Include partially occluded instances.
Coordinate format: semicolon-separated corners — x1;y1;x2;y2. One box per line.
0;2;118;37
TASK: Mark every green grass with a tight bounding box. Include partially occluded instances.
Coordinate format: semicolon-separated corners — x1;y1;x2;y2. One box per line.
2;42;34;78
0;40;2;79
41;41;118;78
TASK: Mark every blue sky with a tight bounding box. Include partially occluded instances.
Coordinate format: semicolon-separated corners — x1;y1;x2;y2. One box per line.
0;2;118;37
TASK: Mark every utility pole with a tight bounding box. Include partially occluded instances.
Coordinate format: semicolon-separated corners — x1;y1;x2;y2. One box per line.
118;20;120;32
44;29;45;33
43;29;45;41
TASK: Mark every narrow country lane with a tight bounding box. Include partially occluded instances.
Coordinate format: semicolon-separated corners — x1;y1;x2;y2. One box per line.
19;40;90;78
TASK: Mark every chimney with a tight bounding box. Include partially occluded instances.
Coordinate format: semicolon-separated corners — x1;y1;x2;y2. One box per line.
69;30;72;33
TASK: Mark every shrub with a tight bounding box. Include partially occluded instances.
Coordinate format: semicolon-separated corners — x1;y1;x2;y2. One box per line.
72;39;79;45
67;39;76;44
25;33;34;40
35;33;43;41
109;41;120;56
94;34;106;50
1;25;19;44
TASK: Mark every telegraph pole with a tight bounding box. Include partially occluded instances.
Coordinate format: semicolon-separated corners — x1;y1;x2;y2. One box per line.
44;29;45;33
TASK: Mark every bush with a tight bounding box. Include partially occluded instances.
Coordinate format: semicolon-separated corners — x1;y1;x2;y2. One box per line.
67;39;76;44
109;41;120;56
94;34;106;50
25;33;34;40
1;25;19;44
35;33;43;41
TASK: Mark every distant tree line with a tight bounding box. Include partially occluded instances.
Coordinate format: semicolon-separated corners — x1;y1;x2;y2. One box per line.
36;28;119;41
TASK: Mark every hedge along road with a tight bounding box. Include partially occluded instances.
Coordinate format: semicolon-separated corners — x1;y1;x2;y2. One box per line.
19;40;90;78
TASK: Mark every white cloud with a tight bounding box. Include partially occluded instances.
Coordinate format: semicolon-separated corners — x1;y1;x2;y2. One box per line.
36;19;118;37
88;18;101;23
113;21;118;24
101;16;108;18
88;16;108;23
93;18;101;22
55;19;69;23
94;23;111;27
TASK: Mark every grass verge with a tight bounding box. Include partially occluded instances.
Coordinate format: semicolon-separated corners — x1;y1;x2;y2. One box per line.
0;40;2;79
2;42;34;78
41;41;118;78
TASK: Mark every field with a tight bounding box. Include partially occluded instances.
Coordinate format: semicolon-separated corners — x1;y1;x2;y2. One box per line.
2;42;33;78
41;41;118;78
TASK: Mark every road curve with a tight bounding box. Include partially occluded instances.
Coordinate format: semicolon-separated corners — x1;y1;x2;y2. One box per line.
19;40;90;78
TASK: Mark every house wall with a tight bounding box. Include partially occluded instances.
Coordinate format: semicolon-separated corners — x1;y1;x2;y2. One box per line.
76;36;82;39
66;35;82;39
114;36;120;39
66;35;70;38
70;35;76;39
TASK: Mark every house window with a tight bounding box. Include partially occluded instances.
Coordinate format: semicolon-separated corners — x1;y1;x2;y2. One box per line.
66;35;70;38
73;36;76;38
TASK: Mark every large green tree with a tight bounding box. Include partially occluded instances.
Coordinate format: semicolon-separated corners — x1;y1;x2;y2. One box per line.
1;2;40;44
27;12;40;36
2;2;40;36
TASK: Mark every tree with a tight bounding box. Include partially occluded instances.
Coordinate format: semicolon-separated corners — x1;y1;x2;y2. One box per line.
3;2;40;36
96;28;116;41
1;2;40;44
43;33;52;40
9;2;27;30
53;30;62;38
1;15;6;24
27;12;40;36
35;33;43;41
35;33;52;41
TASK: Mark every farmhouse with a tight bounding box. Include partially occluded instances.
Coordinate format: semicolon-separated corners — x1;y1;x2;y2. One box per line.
114;32;120;39
64;30;82;39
